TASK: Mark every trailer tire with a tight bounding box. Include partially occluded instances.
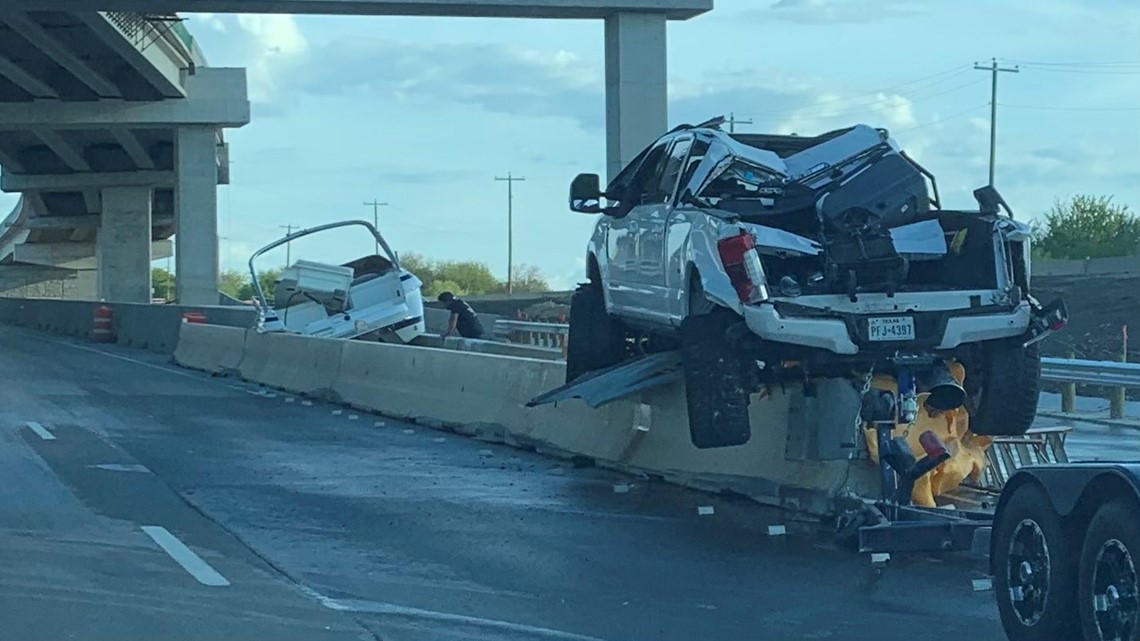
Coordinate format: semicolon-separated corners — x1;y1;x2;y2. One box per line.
680;306;752;449
1078;499;1140;641
565;282;625;384
969;338;1041;436
993;483;1080;641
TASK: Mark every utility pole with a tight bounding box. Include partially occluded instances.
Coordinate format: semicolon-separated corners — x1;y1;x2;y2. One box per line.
494;173;526;294
974;58;1020;186
278;224;296;268
726;112;753;134
363;199;388;255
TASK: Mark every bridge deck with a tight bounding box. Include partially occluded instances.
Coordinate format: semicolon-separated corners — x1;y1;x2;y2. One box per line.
0;324;1043;640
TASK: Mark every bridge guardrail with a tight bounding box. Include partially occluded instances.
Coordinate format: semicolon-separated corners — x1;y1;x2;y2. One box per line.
493;320;568;355
1042;357;1138;419
1041;357;1140;388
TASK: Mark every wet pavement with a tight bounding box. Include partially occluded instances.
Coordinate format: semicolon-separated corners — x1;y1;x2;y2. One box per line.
6;324;1119;641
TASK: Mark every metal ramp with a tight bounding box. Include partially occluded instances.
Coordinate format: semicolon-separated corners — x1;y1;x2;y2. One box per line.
527;351;683;409
963;425;1072;493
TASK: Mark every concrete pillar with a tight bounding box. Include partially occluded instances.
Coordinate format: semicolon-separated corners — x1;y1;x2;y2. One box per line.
604;12;668;182
97;186;152;303
174;126;218;305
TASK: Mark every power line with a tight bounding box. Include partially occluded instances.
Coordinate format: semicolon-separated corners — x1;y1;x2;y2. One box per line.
997;103;1140;112
736;63;974;120
892;103;989;134
1012;66;1140;76
1000;58;1140;67
493;173;526;295
279;224;297;267
363;199;388;254
726;112;752;133
974;58;1020;187
767;77;987;127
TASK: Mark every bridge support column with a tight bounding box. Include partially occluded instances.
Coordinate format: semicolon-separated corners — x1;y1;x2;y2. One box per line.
604;11;668;182
97;186;152;303
174;126;218;306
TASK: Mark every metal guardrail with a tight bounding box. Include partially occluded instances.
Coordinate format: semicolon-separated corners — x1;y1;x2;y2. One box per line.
493;320;568;353
1041;357;1140;388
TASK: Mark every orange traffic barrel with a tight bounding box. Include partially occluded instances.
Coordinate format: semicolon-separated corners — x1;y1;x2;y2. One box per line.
91;305;115;343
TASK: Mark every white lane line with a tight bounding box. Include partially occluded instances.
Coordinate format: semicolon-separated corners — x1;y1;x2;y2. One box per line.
38;335;206;382
26;421;56;441
140;526;230;587
297;587;608;641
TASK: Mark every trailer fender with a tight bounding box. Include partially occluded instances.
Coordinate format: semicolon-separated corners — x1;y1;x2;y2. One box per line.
992;465;1140;569
1000;465;1140;518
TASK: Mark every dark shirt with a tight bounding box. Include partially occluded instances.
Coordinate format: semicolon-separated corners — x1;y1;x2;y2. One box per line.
447;298;484;338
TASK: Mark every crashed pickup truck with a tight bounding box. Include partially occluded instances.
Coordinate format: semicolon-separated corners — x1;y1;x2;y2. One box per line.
250;220;426;344
565;116;1066;450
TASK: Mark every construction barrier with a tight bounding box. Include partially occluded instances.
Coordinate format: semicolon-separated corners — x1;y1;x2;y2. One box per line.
90;305;115;343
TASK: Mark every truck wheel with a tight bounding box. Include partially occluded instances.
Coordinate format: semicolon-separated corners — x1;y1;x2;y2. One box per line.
565;282;625;384
680;307;752;449
993;483;1080;641
1078;499;1140;641
970;338;1041;436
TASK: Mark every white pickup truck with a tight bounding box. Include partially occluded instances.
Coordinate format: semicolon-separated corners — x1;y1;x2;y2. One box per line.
565;117;1066;449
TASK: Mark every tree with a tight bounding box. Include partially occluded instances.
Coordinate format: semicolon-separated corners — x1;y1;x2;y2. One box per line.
218;270;248;300
1033;195;1140;259
152;267;174;301
397;252;549;297
218;268;281;302
510;264;551;293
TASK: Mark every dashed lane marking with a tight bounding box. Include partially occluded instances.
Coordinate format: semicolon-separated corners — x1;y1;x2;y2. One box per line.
26;421;56;441
141;526;230;587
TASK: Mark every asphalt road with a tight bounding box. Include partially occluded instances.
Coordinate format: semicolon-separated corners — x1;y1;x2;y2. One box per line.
0;324;1061;641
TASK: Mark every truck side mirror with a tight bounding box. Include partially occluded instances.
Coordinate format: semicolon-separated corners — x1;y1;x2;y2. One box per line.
569;173;603;214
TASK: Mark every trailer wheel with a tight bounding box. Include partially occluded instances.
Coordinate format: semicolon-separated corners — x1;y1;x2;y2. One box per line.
993;483;1080;641
680;295;752;449
565;281;625;384
969;338;1041;436
1078;499;1140;641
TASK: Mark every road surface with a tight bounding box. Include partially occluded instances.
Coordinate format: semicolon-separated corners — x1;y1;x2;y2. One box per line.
2;324;1095;641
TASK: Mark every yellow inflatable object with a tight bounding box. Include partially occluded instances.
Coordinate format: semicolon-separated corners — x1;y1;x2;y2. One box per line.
861;363;992;507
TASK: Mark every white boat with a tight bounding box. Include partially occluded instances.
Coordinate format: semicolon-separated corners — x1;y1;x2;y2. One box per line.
249;220;426;343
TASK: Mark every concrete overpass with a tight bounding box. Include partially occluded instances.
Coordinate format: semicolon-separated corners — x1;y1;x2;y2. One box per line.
0;8;249;304
5;0;712;180
0;0;706;306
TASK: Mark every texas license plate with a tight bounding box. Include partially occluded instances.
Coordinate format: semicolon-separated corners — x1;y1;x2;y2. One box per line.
868;316;915;341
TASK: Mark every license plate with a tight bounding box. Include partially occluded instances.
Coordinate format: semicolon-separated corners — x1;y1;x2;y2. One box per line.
868;316;915;342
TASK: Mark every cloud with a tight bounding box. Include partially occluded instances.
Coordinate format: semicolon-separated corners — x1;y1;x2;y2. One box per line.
233;15;310;103
763;0;929;25
184;12;227;33
279;37;602;129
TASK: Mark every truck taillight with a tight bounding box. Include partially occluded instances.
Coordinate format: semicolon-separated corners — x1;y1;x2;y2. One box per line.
717;231;764;303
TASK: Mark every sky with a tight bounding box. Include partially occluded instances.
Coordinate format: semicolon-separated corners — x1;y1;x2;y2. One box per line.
3;0;1139;289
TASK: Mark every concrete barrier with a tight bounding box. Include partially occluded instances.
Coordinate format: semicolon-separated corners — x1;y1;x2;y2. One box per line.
174;323;247;376
0;296;255;353
238;330;345;399
168;324;881;515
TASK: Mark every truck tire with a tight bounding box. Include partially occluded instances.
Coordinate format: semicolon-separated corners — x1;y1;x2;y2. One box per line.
565;282;625;384
1078;499;1140;641
970;338;1041;436
993;483;1080;641
680;307;752;449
